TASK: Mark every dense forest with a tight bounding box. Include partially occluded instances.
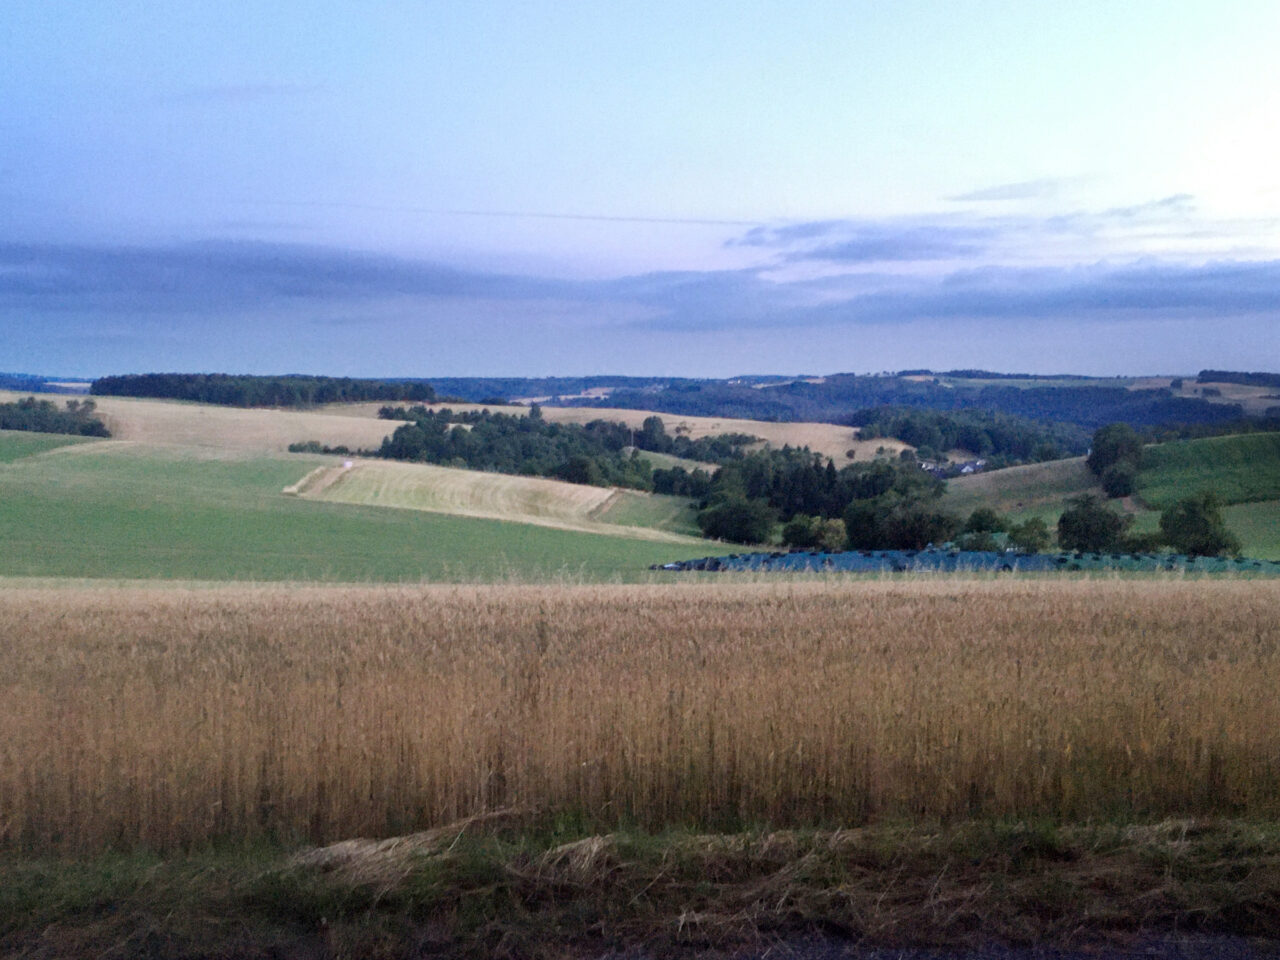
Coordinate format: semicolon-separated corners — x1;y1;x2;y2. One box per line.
850;407;1089;462
691;447;983;549
374;407;753;492
91;374;437;407
0;397;110;436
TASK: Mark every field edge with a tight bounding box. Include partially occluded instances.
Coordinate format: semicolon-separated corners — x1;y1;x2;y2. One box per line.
5;817;1280;958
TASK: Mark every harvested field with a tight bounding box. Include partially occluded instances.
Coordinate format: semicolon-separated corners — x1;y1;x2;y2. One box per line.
0;389;396;452
4;578;1279;853
326;401;908;465
300;458;700;541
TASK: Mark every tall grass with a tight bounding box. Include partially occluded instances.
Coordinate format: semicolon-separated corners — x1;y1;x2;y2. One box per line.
3;579;1279;852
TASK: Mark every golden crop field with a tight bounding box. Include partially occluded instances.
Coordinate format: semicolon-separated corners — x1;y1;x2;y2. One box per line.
0;389;396;452
293;457;701;541
327;401;909;465
4;578;1279;854
1131;377;1279;416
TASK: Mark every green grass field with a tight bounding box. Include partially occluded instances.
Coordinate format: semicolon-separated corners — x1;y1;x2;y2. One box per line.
0;443;722;581
1223;500;1280;560
941;456;1098;525
940;438;1280;559
0;429;100;462
628;448;718;473
1138;432;1280;508
593;488;702;536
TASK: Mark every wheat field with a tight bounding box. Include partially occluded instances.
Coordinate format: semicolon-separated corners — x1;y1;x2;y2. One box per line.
3;578;1279;852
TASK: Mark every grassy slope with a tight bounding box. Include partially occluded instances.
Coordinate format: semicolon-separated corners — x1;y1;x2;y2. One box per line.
1224;500;1280;560
0;429;100;462
1133;433;1280;559
592;488;702;536
0;443;718;581
941;456;1099;525
1138;432;1280;508
628;447;718;473
942;438;1280;559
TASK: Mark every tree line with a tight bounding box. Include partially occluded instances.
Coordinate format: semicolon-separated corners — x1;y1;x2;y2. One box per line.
91;374;438;407
0;397;110;436
374;408;755;492
1197;370;1280;389
851;406;1087;463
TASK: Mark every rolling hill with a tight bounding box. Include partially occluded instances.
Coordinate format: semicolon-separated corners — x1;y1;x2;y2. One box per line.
941;456;1099;525
0;439;716;581
943;432;1280;559
1137;432;1280;508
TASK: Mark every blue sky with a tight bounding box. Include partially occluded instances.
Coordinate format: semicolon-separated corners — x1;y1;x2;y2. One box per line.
4;1;1279;377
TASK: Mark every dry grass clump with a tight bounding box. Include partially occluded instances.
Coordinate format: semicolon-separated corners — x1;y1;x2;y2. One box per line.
2;579;1280;852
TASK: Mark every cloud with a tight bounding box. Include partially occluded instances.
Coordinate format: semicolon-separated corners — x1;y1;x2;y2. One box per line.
731;219;994;263
0;241;567;315
1101;193;1196;219
4;239;1279;364
621;258;1280;332
947;177;1083;202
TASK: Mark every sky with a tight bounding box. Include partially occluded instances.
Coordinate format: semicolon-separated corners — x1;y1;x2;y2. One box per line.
3;1;1280;378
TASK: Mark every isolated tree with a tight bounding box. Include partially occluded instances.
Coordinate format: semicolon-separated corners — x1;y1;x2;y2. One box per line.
1007;517;1051;554
1057;495;1132;552
842;501;883;550
781;514;820;549
964;507;1005;533
1087;423;1143;478
880;502;961;550
1158;491;1241;557
1101;461;1137;498
696;497;775;545
814;517;848;552
956;530;1000;552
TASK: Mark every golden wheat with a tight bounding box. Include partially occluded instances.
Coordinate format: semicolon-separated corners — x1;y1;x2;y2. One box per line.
2;579;1278;852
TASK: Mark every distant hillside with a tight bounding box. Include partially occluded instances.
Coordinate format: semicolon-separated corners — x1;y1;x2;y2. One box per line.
1137;432;1280;509
1197;369;1280;390
0;372;92;394
575;373;1246;433
91;373;437;407
423;375;700;402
